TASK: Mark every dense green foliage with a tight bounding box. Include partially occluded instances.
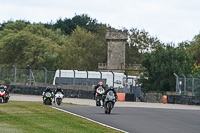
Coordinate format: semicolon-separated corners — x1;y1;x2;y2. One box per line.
126;28;163;65
0;15;109;70
45;14;110;35
141;44;194;92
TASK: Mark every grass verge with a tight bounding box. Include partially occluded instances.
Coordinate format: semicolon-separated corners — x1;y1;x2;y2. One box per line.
0;101;121;133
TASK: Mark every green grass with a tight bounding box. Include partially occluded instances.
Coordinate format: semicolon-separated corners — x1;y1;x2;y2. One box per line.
0;101;122;133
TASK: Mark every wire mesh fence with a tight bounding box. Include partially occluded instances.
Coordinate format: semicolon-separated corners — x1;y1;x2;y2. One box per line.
174;73;200;96
0;67;108;91
0;67;55;87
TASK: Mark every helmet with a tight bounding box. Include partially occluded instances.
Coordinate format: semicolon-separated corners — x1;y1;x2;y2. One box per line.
57;86;61;91
46;86;50;91
98;82;103;86
0;85;4;89
109;86;114;90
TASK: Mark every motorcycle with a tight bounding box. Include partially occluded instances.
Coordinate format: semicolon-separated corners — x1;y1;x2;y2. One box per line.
0;88;9;103
43;92;53;105
54;92;64;106
95;86;105;106
103;90;116;114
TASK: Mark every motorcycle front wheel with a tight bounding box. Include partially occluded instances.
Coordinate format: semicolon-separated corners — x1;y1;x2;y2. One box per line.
107;102;112;114
56;98;61;106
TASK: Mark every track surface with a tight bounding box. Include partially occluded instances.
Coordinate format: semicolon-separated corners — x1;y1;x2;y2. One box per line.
10;94;200;133
56;106;200;133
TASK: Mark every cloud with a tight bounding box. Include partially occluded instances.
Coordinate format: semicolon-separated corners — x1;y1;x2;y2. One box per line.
1;0;200;44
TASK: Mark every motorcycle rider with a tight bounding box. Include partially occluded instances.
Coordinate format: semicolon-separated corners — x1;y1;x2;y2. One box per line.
3;85;9;101
54;86;64;103
102;86;118;107
0;85;4;90
0;85;9;102
42;86;54;103
104;86;118;99
54;86;64;95
93;82;105;100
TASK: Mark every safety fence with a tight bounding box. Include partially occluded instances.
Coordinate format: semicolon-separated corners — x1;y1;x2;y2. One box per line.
0;67;55;87
174;73;200;96
0;67;108;91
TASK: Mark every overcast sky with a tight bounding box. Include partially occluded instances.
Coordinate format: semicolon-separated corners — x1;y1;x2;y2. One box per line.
1;0;200;44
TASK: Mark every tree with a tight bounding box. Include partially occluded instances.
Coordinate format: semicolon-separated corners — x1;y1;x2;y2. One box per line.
126;28;163;65
0;21;63;70
52;14;110;35
57;26;107;70
187;34;200;66
141;44;194;92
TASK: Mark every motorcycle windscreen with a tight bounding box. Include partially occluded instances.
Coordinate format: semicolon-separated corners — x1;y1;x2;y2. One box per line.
45;92;51;97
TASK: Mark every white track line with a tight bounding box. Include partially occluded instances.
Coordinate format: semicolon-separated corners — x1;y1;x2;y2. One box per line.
51;106;129;133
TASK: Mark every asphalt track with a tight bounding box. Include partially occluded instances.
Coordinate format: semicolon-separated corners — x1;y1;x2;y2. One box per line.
10;94;200;133
55;106;200;133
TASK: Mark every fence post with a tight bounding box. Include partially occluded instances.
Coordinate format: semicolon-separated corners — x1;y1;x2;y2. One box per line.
182;74;186;95
56;68;61;86
85;70;88;91
27;65;32;86
111;71;114;87
43;66;47;88
190;74;194;96
99;70;102;79
13;65;17;85
173;73;179;95
72;69;75;89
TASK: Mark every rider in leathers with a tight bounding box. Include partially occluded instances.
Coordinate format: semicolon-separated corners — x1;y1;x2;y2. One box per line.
93;82;105;100
102;86;118;106
42;86;54;104
0;85;10;102
54;86;64;103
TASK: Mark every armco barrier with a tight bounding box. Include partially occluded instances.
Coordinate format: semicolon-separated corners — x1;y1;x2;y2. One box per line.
7;85;93;99
167;95;200;105
7;85;136;101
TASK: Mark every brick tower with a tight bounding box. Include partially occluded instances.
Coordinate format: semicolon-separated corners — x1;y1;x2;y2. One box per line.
98;30;128;72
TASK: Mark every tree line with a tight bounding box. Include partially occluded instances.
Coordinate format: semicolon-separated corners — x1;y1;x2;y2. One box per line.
0;14;200;93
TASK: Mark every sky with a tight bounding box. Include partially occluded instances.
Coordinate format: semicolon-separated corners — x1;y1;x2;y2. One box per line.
1;0;200;44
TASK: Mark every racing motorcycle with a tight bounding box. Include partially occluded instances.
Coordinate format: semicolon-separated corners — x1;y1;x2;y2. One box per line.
95;86;105;106
54;92;64;106
103;90;116;114
0;88;9;103
43;92;53;105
